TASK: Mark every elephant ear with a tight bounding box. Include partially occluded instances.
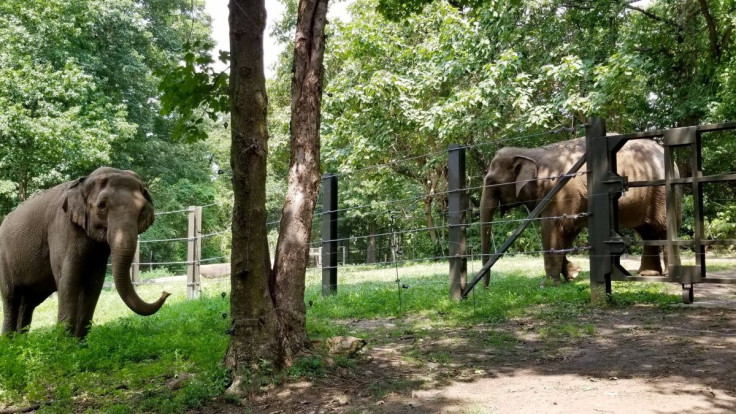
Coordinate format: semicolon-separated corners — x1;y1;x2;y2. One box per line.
513;156;538;198
138;187;155;233
62;176;88;229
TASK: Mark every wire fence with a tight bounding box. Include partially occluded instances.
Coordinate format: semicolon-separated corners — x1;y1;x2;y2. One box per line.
123;123;736;304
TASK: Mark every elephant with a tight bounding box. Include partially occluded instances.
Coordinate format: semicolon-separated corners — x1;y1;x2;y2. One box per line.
480;137;674;286
0;167;170;337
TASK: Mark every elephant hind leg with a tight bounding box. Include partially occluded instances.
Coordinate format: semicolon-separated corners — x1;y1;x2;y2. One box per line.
635;225;664;276
560;228;583;281
17;291;52;332
2;293;20;334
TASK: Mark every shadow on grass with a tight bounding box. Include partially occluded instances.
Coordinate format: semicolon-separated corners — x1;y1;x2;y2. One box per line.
5;267;733;414
305;270;680;329
238;272;736;413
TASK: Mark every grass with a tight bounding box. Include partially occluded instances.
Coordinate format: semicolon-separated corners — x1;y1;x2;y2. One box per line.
0;256;685;413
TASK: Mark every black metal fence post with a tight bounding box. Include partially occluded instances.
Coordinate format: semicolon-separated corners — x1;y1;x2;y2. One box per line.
321;173;338;296
448;145;467;300
586;117;613;304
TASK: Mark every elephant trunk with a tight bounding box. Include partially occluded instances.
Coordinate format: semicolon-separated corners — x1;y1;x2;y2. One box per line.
110;224;170;316
480;186;499;287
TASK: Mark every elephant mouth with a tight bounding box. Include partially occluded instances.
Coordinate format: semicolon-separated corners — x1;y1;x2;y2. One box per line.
92;227;108;243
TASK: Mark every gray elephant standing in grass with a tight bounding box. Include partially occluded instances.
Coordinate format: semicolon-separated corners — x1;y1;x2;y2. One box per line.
480;137;674;287
0;167;170;337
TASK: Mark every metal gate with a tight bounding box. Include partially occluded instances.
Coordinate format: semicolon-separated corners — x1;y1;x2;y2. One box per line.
586;117;736;304
463;116;736;303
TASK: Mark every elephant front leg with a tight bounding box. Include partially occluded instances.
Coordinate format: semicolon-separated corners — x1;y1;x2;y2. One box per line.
542;253;565;286
56;261;83;335
541;221;565;286
74;268;106;338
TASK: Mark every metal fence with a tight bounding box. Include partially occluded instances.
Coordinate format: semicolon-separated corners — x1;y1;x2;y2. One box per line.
131;117;736;305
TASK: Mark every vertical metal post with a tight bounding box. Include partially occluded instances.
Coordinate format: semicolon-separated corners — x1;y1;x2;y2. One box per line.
691;133;706;280
663;139;682;271
187;206;202;299
195;206;202;297
586;117;612;304
663;126;702;289
448;144;467;300
321;174;338;296
130;236;140;284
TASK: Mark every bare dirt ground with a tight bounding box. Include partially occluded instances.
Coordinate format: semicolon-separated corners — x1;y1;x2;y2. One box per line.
187;276;736;414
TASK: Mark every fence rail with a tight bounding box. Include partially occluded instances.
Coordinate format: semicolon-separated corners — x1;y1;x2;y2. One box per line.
120;119;736;305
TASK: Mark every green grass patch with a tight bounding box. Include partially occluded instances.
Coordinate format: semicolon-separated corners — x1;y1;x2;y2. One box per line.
538;323;596;340
0;287;230;414
305;262;679;330
0;258;683;412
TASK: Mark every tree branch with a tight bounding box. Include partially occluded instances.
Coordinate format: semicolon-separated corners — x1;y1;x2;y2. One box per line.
624;4;682;30
721;22;734;50
697;0;721;60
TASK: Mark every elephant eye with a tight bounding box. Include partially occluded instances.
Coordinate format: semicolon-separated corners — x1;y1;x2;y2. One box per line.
97;201;107;210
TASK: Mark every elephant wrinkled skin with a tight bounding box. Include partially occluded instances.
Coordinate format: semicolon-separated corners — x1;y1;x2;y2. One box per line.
0;167;170;337
480;137;676;287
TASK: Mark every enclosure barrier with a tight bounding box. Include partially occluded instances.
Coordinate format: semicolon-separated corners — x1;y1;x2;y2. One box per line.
585;116;736;304
126;118;736;305
453;116;736;304
315;127;584;299
125;204;228;299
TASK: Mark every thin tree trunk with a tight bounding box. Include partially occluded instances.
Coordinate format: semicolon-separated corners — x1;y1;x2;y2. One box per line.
424;196;438;242
366;221;377;264
271;0;329;363
225;0;281;390
17;178;27;202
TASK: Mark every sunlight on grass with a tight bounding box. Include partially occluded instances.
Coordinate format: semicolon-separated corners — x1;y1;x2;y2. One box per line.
0;256;690;413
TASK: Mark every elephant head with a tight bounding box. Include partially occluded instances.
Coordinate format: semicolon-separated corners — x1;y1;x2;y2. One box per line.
62;167;170;315
480;150;539;286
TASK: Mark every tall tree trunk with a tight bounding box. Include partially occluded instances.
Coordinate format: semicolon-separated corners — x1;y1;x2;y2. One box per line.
225;0;281;390
366;221;377;264
272;0;329;361
225;0;329;390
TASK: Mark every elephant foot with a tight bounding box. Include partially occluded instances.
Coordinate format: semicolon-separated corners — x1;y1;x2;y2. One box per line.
638;269;662;277
539;277;563;287
564;265;582;281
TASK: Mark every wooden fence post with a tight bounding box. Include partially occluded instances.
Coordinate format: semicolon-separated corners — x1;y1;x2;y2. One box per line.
321;173;338;296
448;144;467;300
187;206;202;299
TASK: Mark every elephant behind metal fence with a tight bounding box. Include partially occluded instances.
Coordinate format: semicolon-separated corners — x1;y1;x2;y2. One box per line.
480;137;678;287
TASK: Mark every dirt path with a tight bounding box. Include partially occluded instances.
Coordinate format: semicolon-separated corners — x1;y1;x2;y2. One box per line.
191;279;736;414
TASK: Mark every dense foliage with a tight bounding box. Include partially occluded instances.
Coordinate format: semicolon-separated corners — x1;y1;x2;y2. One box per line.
2;0;735;270
0;0;232;268
266;0;736;261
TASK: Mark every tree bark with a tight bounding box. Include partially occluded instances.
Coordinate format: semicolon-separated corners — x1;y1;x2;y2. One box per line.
225;0;281;389
366;221;377;264
271;0;329;362
17;177;28;202
226;0;329;387
697;0;721;61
